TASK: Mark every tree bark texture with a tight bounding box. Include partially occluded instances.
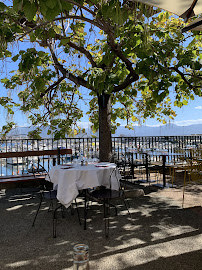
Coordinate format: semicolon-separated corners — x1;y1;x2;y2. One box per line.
98;94;112;162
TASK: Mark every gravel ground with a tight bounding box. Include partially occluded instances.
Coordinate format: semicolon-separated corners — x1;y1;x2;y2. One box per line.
0;174;202;270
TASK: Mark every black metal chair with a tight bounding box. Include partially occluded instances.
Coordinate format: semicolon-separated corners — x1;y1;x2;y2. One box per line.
31;164;81;238
89;167;133;238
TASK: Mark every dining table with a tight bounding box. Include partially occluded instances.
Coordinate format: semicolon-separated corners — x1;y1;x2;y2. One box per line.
45;162;121;208
145;150;185;188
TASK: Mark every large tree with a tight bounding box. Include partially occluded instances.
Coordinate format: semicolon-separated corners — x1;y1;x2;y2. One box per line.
0;0;201;161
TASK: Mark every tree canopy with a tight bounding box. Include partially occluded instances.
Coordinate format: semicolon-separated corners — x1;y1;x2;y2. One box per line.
0;0;201;159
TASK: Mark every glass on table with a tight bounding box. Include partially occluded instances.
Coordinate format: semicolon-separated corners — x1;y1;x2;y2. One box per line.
72;158;79;166
92;157;99;164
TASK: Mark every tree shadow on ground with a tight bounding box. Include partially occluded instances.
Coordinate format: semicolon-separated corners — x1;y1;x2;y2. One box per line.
0;187;201;270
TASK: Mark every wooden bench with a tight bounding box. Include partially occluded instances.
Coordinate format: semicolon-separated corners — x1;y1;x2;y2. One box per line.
0;148;72;189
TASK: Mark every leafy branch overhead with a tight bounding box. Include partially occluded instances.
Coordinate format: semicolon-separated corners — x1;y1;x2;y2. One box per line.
0;0;201;139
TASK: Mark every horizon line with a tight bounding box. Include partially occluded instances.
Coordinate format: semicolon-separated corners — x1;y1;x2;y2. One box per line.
3;120;202;129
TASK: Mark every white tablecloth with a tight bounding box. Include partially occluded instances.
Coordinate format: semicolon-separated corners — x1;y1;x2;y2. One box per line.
46;163;121;208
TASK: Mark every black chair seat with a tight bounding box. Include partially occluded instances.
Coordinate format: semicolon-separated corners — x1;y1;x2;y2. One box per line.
28;167;46;173
32;165;81;238
91;189;123;200
88;167;133;238
43;189;57;200
148;164;161;170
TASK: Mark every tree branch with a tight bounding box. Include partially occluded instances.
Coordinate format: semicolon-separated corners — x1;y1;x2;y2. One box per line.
48;44;96;92
55;34;97;67
17;15;106;40
113;73;137;92
170;66;200;89
63;0;96;16
94;16;139;82
40;76;66;98
14;1;138;85
108;41;139;81
56;15;105;30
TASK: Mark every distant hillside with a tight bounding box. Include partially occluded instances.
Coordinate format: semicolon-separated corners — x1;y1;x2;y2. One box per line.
4;123;202;138
115;123;202;137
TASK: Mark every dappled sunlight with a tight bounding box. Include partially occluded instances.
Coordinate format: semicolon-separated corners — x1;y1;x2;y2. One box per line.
0;185;202;270
5;260;31;268
89;233;202;269
8;197;33;203
121;224;142;231
98;238;146;254
55;241;72;246
39;254;61;263
6;205;23;211
151;224;198;242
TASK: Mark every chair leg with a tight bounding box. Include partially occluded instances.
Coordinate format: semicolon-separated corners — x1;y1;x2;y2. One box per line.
84;189;88;230
32;193;43;227
70;204;74;215
74;198;81;225
122;194;133;223
70;200;81;225
182;169;187;208
53;205;62;238
109;203;118;216
104;199;110;238
48;199;54;212
61;205;65;218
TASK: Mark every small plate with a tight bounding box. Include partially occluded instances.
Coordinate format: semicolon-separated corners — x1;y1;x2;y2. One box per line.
95;163;110;167
61;166;74;170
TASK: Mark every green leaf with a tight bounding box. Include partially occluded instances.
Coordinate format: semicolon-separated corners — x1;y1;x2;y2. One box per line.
24;1;37;21
182;100;188;105
4;51;11;57
30;33;36;42
46;0;57;9
193;62;201;70
0;2;6;9
60;0;72;11
38;51;46;57
12;54;19;62
39;1;48;16
45;6;61;20
13;0;23;11
60;38;69;46
53;25;61;34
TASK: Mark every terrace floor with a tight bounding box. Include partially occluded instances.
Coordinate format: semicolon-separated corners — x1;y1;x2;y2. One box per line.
0;172;202;270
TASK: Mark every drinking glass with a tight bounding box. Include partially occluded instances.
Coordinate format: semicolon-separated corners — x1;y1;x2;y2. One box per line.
73;244;89;270
73;158;78;166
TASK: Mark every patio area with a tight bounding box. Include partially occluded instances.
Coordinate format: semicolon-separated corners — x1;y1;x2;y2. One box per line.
0;173;202;270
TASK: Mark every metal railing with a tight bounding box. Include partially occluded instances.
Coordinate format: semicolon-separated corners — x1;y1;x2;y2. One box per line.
0;135;202;176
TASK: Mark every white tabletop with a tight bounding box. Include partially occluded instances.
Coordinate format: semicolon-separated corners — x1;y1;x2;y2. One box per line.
46;163;121;208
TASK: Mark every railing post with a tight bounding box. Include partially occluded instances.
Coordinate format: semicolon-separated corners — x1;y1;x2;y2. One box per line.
53;158;56;166
57;148;61;165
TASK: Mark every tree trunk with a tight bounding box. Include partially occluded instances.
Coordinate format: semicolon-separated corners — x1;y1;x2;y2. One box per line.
98;93;112;162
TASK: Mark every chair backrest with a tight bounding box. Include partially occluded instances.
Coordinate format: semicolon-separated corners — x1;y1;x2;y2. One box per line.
27;162;55;191
187;160;202;183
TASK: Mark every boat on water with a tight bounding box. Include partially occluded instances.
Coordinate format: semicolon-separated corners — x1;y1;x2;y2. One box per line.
6;157;27;166
6;156;38;166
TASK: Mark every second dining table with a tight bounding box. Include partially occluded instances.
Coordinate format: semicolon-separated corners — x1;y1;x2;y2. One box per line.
46;162;121;208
